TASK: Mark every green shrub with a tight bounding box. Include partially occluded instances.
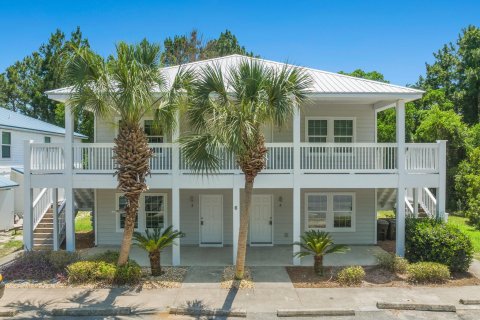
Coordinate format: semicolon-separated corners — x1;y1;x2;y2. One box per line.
406;262;451;284
405;218;473;272
336;266;365;286
67;261;115;283
376;252;408;274
114;261;142;285
67;256;141;285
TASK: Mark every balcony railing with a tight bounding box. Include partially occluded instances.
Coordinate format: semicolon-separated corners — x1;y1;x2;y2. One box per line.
28;142;441;175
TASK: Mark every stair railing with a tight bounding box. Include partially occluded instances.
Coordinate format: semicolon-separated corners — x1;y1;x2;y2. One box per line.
420;187;437;218
405;194;414;215
56;200;67;248
33;188;52;229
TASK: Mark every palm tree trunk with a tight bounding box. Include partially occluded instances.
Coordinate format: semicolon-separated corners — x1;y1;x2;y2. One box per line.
118;198;139;265
235;177;255;279
314;255;324;275
115;124;153;266
149;249;162;276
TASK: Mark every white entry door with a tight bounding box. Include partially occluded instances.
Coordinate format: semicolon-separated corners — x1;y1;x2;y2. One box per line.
250;195;273;245
199;194;223;246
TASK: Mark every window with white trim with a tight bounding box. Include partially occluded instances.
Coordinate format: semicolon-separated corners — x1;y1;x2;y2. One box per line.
2;131;11;158
44;136;51;143
116;194;138;230
306;194;327;228
306;193;355;231
144;120;164;143
144;194;165;229
306;118;354;143
333;120;353;142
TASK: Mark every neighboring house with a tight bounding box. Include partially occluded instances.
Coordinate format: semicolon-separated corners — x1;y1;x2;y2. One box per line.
0;176;18;230
0;108;87;230
23;55;445;265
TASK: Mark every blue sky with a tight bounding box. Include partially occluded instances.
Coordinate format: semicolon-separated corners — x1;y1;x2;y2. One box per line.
0;0;479;86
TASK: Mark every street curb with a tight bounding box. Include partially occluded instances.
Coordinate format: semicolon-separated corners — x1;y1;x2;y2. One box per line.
460;299;480;305
51;307;132;316
0;308;17;317
277;309;355;317
376;302;456;312
169;307;247;317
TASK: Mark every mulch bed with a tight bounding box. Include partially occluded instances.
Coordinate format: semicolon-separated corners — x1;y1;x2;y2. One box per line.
286;266;480;288
377;240;396;254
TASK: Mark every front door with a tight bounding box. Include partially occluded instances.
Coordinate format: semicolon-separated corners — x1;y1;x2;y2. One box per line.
199;194;223;246
250;194;273;245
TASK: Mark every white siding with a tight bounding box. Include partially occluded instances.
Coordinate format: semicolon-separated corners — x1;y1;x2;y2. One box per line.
0;128;82;167
95;188;375;246
301;188;376;244
301;103;375;143
96;189;172;245
0;189;15;230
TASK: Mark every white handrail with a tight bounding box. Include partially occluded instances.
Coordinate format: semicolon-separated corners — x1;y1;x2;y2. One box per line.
405;195;414;215
420;187;437;217
33;188;52;229
57;200;67;246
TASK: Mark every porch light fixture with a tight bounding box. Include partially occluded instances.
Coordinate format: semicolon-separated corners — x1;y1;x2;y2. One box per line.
190;196;194;207
278;196;283;207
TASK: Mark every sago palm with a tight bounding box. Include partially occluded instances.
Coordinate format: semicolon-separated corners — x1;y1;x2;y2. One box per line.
180;58;312;279
133;226;185;276
65;40;191;266
294;230;349;275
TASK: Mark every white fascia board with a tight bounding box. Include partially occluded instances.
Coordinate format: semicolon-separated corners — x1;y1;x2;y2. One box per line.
308;92;423;102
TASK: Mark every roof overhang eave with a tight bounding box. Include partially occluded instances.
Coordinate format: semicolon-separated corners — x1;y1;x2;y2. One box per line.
307;92;424;102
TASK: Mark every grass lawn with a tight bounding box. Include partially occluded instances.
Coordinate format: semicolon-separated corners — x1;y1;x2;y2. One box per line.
448;215;480;260
75;211;93;233
0;239;23;258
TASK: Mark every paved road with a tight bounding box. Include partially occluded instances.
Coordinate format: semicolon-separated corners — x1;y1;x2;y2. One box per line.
39;309;480;319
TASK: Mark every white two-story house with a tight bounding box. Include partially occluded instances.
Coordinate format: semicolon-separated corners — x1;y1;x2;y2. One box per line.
22;55;446;265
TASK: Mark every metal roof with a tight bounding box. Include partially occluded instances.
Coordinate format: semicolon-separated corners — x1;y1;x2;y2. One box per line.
46;54;423;98
0;108;87;138
0;176;19;189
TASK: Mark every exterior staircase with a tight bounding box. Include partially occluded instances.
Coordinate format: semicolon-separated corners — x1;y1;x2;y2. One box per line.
33;206;55;250
377;187;438;218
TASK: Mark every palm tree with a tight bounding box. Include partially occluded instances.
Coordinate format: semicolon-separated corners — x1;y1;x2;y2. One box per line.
294;230;349;275
180;58;312;279
133;226;185;276
65;40;191;266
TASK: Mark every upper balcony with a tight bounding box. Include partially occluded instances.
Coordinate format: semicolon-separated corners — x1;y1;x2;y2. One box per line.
28;142;441;175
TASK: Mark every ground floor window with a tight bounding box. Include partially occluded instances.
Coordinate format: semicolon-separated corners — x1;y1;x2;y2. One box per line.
144;194;165;229
305;192;355;231
116;193;167;232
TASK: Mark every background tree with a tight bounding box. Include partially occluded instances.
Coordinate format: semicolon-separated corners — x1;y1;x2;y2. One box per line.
65;40;190;266
180;59;311;279
161;29;255;66
0;27;93;139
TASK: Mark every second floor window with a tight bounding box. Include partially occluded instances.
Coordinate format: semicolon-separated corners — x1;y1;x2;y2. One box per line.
2;132;11;158
306;118;354;143
144;120;164;143
44;136;51;143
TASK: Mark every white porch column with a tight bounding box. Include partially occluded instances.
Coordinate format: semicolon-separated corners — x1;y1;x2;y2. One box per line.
52;188;59;250
232;185;240;264
292;107;301;265
65;104;75;251
413;188;419;218
23;140;34;250
395;100;406;256
437;140;447;220
171;111;181;265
